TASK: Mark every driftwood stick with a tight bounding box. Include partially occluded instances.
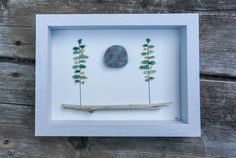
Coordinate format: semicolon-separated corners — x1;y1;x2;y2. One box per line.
62;102;172;113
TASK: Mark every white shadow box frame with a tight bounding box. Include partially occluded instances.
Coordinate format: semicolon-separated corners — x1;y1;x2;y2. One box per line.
36;14;200;136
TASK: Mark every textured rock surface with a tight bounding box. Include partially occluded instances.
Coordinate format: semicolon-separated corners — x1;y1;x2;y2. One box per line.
104;45;128;68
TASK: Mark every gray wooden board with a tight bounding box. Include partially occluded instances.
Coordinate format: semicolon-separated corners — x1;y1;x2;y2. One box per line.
0;62;35;105
0;13;236;76
0;79;235;157
0;0;236;157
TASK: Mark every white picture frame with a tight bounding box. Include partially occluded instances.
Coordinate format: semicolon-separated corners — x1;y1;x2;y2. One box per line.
36;14;200;136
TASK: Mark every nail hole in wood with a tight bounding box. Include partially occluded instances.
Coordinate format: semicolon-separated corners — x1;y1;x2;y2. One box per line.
3;139;9;145
9;72;21;77
15;41;21;46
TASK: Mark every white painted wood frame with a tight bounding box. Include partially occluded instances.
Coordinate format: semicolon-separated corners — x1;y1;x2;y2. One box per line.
36;14;200;136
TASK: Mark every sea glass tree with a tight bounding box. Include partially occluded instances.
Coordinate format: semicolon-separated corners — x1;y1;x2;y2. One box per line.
139;38;156;104
72;39;89;105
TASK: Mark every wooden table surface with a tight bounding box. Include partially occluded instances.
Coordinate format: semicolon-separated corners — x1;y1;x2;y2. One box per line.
0;0;236;157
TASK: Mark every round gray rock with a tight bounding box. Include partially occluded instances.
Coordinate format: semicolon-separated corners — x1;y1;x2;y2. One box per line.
104;45;128;68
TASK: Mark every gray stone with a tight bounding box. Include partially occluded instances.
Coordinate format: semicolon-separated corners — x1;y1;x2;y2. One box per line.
104;45;128;68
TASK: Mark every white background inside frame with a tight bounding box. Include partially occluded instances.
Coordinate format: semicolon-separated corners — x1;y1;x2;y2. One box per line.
51;28;180;121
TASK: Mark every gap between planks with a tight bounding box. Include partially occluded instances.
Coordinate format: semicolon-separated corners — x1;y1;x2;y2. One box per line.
62;102;172;113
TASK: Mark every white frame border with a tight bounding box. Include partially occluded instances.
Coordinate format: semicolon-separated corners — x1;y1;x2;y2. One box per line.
36;14;200;136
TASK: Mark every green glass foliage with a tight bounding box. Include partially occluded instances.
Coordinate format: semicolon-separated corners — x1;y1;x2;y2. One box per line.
139;38;156;82
72;39;88;85
139;38;156;104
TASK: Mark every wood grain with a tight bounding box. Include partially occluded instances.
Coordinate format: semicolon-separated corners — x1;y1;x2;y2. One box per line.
0;0;236;157
0;13;235;76
0;137;78;158
1;80;236;157
201;79;236;123
0;0;235;27
0;61;35;105
0;26;35;59
62;102;171;112
200;14;236;77
0;103;34;138
77;121;236;158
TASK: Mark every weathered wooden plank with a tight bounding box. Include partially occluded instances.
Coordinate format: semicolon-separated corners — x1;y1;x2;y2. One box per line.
1;0;236;77
79;137;208;157
0;103;34;138
0;79;236;157
201;121;236;158
0;103;79;157
1;61;236;123
76;122;236;158
0;137;78;158
1;62;235;121
0;122;235;158
0;26;34;44
1;104;236;157
0;0;236;27
1;13;235;76
0;103;77;157
0;26;35;59
0;126;232;158
0;43;35;60
0;61;35;105
200;14;236;77
201;79;236;123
